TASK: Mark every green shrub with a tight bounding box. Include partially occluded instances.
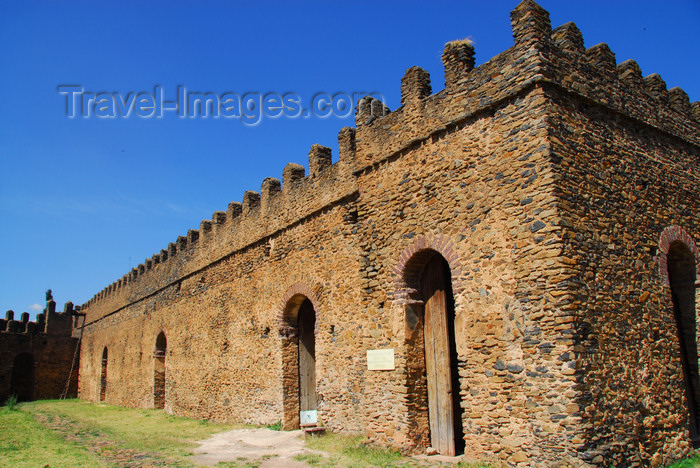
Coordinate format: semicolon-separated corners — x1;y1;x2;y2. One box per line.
265;421;282;431
4;395;18;410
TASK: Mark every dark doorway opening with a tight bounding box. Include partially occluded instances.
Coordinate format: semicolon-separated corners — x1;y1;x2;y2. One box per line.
281;294;318;430
100;348;108;402
154;331;167;410
668;241;700;447
11;353;34;402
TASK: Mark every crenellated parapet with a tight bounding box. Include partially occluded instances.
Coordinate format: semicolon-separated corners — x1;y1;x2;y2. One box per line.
80;130;361;322
1;298;79;336
351;0;699;171
352;1;558;169
546;18;699;146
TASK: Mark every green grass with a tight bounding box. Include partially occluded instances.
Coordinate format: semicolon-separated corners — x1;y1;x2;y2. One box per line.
265;420;283;431
297;433;405;467
0;399;240;467
3;394;18;410
667;452;700;468
25;399;237;463
214;460;261;468
211;454;278;467
1;399;502;467
298;432;499;467
0;404;104;468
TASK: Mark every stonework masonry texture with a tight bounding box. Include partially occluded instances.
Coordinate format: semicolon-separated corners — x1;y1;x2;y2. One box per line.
0;300;79;403
18;1;697;466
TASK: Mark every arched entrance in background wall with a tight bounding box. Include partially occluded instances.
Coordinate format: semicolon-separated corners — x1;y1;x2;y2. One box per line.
668;241;700;445
278;283;320;430
659;226;700;447
100;347;108;401
395;238;465;456
11;353;34;402
154;331;167;410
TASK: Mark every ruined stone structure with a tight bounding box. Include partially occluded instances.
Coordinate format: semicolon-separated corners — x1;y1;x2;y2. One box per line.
73;2;700;466
0;295;80;403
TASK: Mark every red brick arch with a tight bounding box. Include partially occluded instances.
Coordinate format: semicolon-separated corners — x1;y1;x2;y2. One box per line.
658;225;700;285
392;234;463;304
277;282;322;336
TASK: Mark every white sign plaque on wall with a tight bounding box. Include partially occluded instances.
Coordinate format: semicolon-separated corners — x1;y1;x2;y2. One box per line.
367;349;395;371
300;410;317;426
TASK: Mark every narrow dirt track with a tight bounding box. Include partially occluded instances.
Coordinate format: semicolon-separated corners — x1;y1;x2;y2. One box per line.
191;428;314;466
30;410;177;467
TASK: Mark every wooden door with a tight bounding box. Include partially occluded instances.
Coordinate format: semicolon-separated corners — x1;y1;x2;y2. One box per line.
298;299;317;415
422;255;456;456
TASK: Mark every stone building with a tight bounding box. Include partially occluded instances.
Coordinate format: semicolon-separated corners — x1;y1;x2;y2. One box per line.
72;1;700;466
0;294;80;403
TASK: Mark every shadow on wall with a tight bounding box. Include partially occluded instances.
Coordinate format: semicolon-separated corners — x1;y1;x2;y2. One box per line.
11;353;34;402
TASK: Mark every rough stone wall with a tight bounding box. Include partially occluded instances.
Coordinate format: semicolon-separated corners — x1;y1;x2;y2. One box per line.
73;1;700;466
353;83;578;464
0;301;80;402
551;86;700;466
79;203;366;424
527;4;700;466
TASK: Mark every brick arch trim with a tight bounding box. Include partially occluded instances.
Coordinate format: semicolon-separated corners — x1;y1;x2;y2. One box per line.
657;225;700;285
277;282;322;335
392;234;463;304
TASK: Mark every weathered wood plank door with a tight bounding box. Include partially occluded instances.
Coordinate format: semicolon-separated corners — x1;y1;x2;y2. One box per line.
298;299;317;417
421;255;456;456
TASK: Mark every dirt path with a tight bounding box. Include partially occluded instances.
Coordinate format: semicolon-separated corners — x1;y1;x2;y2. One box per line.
30;410;176;467
191;428;315;467
190;429;464;467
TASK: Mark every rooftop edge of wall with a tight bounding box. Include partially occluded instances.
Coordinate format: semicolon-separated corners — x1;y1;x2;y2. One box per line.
80;148;358;322
352;0;699;171
1;300;78;336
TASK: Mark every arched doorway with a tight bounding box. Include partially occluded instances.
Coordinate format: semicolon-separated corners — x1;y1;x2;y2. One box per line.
100;347;108;401
154;331;167;410
280;292;318;430
399;245;465;456
11;353;34;402
667;241;700;446
298;299;317;425
420;253;464;456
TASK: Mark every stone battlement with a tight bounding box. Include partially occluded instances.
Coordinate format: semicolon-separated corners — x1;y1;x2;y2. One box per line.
0;295;80;402
1;300;78;337
353;0;699;172
80;139;359;322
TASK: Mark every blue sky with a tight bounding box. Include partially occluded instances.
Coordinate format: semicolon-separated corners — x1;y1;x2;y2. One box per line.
1;1;698;318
